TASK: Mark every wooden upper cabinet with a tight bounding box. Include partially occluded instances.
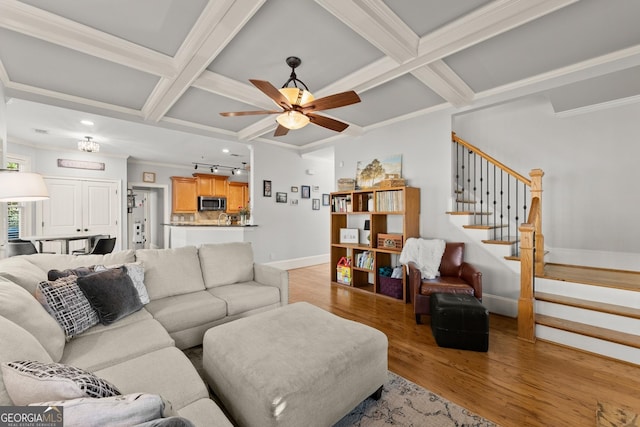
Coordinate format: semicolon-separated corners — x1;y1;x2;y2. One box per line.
171;176;197;213
193;173;228;197
227;182;249;213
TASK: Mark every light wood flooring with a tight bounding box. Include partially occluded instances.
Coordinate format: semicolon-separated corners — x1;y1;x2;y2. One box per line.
289;264;640;427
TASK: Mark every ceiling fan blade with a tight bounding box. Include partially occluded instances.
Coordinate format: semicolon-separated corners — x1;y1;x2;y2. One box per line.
220;110;281;117
250;79;292;109
307;113;349;132
300;91;360;112
274;124;290;137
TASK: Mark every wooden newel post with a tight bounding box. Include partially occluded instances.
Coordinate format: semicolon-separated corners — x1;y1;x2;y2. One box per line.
518;223;536;342
529;169;544;273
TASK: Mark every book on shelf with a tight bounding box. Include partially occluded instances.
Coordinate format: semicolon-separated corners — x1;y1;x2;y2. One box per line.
354;251;374;270
375;190;404;212
332;195;352;212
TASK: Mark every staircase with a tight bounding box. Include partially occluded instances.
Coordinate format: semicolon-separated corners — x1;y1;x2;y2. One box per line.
450;133;640;365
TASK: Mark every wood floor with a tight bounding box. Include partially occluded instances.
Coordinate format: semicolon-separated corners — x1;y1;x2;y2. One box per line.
289;264;640;427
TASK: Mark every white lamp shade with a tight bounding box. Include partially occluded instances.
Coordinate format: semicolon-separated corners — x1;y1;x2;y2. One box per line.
0;171;49;202
276;111;310;130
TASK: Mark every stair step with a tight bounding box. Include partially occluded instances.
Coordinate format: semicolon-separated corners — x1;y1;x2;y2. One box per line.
535;292;640;320
463;224;508;230
481;239;518;245
455;199;477;204
446;211;491;216
536;314;640;349
505;255;520;261
543;263;640;292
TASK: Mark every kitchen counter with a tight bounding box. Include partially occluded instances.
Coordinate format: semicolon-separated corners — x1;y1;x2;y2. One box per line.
165;224;257;248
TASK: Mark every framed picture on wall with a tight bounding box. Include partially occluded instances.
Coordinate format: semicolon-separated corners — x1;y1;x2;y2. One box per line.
301;185;311;199
276;192;287;203
322;194;330;206
263;180;272;197
312;199;320;210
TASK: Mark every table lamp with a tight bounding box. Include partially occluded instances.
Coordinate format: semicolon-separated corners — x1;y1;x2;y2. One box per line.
0;170;49;202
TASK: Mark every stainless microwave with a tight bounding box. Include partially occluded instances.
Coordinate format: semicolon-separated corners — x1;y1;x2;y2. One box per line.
198;196;226;211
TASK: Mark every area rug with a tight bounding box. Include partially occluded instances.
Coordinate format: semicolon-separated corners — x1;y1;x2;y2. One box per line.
183;346;498;426
597;401;640;427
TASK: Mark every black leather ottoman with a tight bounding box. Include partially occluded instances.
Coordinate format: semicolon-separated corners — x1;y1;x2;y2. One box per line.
430;293;489;352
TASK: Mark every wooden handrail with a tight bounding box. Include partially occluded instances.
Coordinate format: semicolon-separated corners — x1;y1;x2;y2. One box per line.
452;132;531;186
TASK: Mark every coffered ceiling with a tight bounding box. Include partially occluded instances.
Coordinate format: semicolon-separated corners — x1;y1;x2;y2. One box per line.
1;0;639;167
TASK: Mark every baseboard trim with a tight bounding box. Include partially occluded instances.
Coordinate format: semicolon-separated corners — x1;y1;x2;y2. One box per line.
266;254;329;270
483;293;518;318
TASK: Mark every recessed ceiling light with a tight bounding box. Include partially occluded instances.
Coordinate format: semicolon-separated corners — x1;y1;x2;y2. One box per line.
222;148;229;153
80;120;94;126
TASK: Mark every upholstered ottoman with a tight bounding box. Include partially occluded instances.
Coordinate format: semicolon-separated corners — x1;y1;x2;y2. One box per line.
430;293;489;352
202;302;388;427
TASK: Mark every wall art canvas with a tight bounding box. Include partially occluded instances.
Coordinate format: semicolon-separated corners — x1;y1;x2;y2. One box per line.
356;154;402;189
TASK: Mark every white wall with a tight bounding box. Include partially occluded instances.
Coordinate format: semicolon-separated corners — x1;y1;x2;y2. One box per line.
250;143;334;265
453;96;640;269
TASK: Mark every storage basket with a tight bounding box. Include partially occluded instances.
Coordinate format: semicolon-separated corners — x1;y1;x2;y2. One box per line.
337;178;355;191
379;276;403;299
377;233;403;250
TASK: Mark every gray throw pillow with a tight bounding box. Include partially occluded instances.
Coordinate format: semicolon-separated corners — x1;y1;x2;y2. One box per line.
77;267;142;325
35;275;100;340
1;360;120;405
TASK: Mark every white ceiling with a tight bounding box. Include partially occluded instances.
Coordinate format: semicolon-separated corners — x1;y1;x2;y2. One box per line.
1;0;640;168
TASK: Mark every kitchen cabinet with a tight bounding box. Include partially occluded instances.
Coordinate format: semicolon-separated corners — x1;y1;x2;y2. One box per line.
171;176;197;213
227;182;249;213
194;173;227;197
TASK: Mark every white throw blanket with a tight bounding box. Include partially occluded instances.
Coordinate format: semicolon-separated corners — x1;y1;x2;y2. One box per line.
399;238;446;279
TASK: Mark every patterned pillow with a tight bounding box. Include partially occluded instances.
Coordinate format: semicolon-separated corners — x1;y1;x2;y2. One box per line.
1;360;120;406
35;275;100;340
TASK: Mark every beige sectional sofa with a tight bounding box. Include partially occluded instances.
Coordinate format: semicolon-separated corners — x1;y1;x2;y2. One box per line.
0;242;288;426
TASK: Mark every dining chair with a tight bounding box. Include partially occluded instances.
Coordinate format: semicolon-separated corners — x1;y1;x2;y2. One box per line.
74;237;116;255
6;239;38;257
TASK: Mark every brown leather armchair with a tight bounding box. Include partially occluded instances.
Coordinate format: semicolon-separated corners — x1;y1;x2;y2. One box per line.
408;242;482;324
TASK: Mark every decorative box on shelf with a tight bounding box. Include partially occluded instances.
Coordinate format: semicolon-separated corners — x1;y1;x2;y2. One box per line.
377;233;403;250
380;178;406;188
337;178;355;191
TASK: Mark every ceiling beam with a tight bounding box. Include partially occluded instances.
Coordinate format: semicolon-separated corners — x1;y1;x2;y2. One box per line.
0;0;175;78
142;0;266;122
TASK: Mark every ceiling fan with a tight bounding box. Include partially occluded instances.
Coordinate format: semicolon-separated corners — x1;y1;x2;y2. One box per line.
220;56;361;137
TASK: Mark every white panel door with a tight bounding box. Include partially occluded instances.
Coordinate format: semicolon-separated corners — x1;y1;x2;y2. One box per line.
41;179;83;236
40;178;120;253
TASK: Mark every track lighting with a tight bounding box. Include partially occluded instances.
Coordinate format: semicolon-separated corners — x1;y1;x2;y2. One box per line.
191;162;246;175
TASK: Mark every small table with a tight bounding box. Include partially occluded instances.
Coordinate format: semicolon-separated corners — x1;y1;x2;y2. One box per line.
202;302;388;427
21;233;102;254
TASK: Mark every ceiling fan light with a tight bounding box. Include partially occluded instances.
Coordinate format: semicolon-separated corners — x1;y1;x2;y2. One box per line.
278;87;314;106
276;111;310;130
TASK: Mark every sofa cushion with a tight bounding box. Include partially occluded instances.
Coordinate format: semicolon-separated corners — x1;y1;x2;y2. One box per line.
135;247;205;300
79;308;153;337
0;315;54;406
77;267;143;325
95;347;209;411
207;282;281;316
29;393;170;427
0;256;47;294
144;291;226;333
198;242;254;288
61;318;174;372
176;398;232;427
95;262;150;304
1;360;120;405
25;251;136;274
35;275;100;340
0;277;66;362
